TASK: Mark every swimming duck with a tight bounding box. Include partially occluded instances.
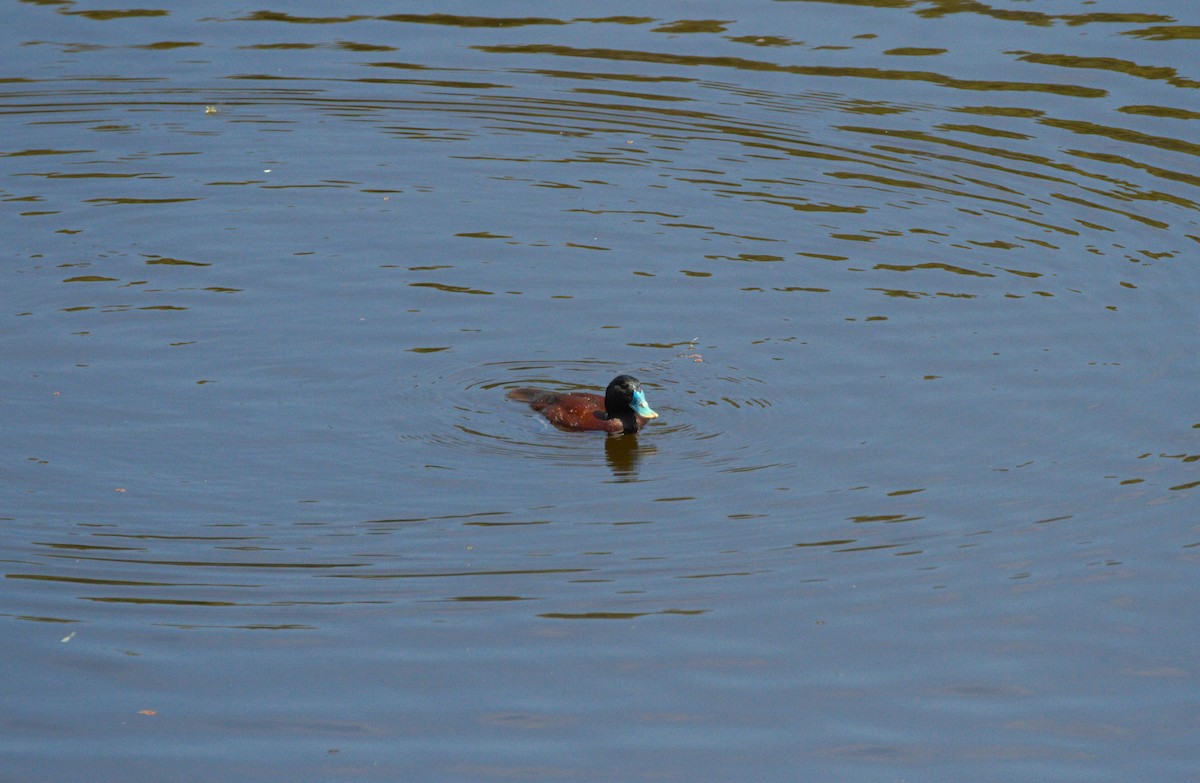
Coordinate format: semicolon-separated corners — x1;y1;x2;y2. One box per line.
507;374;659;435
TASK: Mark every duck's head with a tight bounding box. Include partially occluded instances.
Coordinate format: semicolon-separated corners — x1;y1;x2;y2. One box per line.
605;375;658;421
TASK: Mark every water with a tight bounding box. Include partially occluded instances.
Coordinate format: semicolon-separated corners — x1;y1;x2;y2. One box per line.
4;1;1198;781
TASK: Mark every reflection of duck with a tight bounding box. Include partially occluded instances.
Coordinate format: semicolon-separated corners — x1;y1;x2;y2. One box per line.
605;431;653;479
507;374;659;435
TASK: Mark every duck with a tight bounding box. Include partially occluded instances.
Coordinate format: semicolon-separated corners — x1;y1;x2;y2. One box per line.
507;374;659;435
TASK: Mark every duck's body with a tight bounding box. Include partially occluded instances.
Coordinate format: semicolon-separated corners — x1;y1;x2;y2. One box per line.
507;374;659;435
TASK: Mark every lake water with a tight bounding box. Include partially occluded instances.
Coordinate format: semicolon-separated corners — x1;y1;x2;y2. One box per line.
3;1;1198;781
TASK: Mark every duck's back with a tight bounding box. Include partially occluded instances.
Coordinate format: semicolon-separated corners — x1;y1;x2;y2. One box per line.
506;388;612;431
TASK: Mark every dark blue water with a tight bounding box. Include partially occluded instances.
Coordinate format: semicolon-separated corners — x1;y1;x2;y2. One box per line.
4;2;1198;781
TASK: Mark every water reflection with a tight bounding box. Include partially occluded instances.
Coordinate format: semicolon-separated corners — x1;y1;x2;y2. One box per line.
603;432;649;480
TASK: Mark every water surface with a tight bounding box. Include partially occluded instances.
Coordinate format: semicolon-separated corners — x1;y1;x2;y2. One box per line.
3;1;1198;781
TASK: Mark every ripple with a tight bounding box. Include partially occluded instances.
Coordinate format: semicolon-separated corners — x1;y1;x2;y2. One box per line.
401;354;795;479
